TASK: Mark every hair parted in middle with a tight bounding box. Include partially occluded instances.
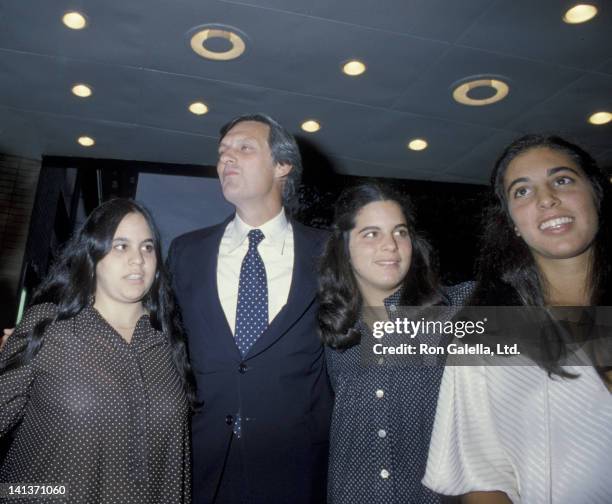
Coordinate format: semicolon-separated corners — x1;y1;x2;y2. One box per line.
472;133;612;307
219;113;303;214
317;182;442;349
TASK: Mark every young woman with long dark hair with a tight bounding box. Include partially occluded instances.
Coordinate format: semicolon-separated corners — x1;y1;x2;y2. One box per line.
318;183;472;503
424;135;612;503
0;198;194;503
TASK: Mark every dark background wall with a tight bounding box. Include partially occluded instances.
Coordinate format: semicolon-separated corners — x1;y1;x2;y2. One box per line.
294;174;486;286
0;154;40;329
294;140;487;285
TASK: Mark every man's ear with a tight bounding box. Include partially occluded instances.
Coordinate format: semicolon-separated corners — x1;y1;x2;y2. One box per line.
275;163;292;179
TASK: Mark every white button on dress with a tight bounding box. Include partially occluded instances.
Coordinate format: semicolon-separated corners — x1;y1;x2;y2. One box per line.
324;284;475;504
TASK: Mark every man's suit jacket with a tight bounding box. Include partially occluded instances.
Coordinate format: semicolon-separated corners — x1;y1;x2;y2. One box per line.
168;216;333;504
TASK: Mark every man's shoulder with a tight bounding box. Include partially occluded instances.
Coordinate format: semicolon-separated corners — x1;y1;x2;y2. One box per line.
291;220;330;242
291;221;330;258
170;218;232;250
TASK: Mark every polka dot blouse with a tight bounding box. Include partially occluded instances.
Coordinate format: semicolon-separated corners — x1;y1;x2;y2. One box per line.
0;303;190;503
325;283;473;504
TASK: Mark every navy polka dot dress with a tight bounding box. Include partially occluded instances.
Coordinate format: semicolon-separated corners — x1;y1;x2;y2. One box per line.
0;303;190;503
326;283;473;504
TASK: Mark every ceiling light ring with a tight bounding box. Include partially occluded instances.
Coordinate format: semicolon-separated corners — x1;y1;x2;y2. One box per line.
451;75;511;107
189;24;248;61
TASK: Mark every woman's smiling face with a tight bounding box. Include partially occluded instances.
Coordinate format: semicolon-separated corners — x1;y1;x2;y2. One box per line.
503;146;599;264
348;200;412;305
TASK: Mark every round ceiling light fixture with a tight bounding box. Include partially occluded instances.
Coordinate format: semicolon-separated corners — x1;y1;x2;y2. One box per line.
563;4;598;24
78;136;95;147
72;83;92;98
189;101;209;115
342;59;366;76
62;11;87;30
190;25;247;61
452;76;510;106
301;120;321;133
588;111;612;125
407;138;428;151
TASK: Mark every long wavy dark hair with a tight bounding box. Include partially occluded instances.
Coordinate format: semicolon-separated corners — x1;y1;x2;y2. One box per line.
318;183;442;349
2;198;197;407
472;134;612;380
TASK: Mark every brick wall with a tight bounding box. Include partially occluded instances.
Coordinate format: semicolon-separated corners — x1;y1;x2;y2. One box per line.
0;154;41;327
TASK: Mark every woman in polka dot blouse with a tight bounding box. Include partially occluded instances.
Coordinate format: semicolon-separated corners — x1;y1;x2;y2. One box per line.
318;183;471;504
0;199;194;503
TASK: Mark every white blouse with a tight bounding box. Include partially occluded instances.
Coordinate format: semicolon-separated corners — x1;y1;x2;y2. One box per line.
423;362;612;503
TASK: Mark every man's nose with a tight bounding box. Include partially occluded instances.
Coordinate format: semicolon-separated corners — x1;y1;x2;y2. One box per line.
219;149;236;165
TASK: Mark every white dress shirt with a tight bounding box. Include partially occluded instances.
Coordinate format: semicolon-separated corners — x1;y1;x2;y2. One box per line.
217;209;294;335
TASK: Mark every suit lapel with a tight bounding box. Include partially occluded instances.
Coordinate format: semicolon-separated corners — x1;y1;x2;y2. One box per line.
192;216;242;359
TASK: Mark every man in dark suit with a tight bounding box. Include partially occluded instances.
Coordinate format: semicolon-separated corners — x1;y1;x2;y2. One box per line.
168;114;333;504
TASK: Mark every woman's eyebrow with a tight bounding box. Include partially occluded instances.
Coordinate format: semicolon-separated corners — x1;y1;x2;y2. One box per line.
506;176;529;195
547;166;581;177
357;225;381;233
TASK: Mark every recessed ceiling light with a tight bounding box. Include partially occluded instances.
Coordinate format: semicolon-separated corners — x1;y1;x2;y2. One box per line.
62;11;87;30
78;136;95;147
190;26;246;61
301;120;321;133
407;138;428;151
71;84;92;98
452;77;510;106
189;101;209;115
563;4;598;24
342;60;366;76
588;111;612;125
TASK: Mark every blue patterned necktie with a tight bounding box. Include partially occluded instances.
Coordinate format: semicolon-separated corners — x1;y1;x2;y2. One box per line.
233;229;268;438
234;229;268;356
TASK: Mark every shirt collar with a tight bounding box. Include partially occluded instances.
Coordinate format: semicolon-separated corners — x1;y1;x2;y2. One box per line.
384;288;402;309
226;208;289;252
356;288;403;336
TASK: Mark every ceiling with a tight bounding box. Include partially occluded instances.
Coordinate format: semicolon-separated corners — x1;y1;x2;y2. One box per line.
0;0;611;184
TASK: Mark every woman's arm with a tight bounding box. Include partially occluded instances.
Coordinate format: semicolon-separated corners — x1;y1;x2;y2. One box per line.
462;491;513;504
423;365;520;503
0;304;56;436
0;329;11;350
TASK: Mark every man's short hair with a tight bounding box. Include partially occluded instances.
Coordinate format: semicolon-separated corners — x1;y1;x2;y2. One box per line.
220;113;303;213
